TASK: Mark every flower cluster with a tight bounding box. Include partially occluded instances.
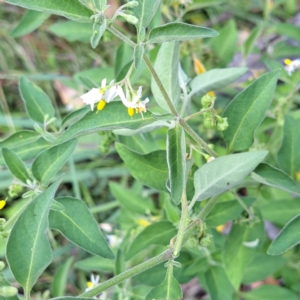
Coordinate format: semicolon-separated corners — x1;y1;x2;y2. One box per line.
284;58;300;76
80;78;149;117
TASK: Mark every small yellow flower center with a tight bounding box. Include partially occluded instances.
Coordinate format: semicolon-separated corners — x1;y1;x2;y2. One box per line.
284;59;292;66
97;100;106;111
0;200;6;210
128;107;135;117
87;282;93;288
137;219;151;227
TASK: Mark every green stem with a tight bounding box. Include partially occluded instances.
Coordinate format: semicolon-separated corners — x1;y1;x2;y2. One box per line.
173;191;188;257
198;195;220;220
68;156;81;199
231;190;254;219
184;104;214;122
80;249;173;297
179;118;218;157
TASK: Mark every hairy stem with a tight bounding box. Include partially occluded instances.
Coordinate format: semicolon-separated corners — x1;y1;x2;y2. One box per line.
80;249;173;297
198;195;220;220
173;191;188;257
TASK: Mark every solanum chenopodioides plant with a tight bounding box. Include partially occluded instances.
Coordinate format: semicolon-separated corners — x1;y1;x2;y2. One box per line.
1;0;299;299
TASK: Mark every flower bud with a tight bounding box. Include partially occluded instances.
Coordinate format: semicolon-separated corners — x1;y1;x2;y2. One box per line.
0;261;5;271
217;116;229;131
201;94;215;108
0;286;18;297
118;12;138;25
123;1;139;8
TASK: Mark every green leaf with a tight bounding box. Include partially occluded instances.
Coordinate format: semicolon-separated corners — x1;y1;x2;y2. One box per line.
4;0;92;22
252;163;300;195
115;43;133;78
32;139;77;186
56;102;158;143
126;221;177;260
132;0;161;34
2;148;31;184
0;138;50;166
260;199;300;227
19;76;55;124
145;272;182;300
115;143;194;197
11;10;50;38
129;286;152;300
109;182;154;214
75;257;114;273
242;253;286;284
241;285;300;300
167;123;186;205
148;22;218;44
223;214;264;290
211;19;237;67
134;44;144;69
116;143;168;191
242;24;263;59
48;21;93;43
205;197;255;227
78;0;106;11
223;70;279;153
51;257;74;297
189;67;247;98
192;151;267;202
49;197;114;259
275;23;300;43
52;298;95;300
118;132;160;154
151;41;180;112
0;130;40;149
277;116;300;179
61;106;90;128
6;180;61;295
204;266;233;300
268;214;300;255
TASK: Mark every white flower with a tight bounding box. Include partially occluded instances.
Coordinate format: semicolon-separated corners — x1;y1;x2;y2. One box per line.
284;58;300;76
85;273;100;292
117;86;149;116
80;79;118;111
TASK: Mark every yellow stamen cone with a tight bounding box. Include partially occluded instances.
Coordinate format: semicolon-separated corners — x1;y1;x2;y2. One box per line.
284;59;292;66
128;107;135;117
97;100;106;111
0;200;6;210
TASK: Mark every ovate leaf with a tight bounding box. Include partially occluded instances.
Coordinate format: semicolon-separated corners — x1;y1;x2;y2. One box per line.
19;76;55;124
203;266;233;300
0;130;40;149
32;139;77;185
223;214;264;289
145;272;182;300
252;163;300;195
268;214;300;255
4;0;92;23
166;123;186;205
2;148;31;183
132;0;160;34
241;285;300;300
56;102;158;143
126;221;177;260
148;22;218;43
260;199;300;227
49;21;93;43
11;10;50;38
277;116;300;179
192;151;267;202
151;41;180;112
223;70;279;153
6;180;61;295
189;67;247;98
116;143;168;191
49;197;114;259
